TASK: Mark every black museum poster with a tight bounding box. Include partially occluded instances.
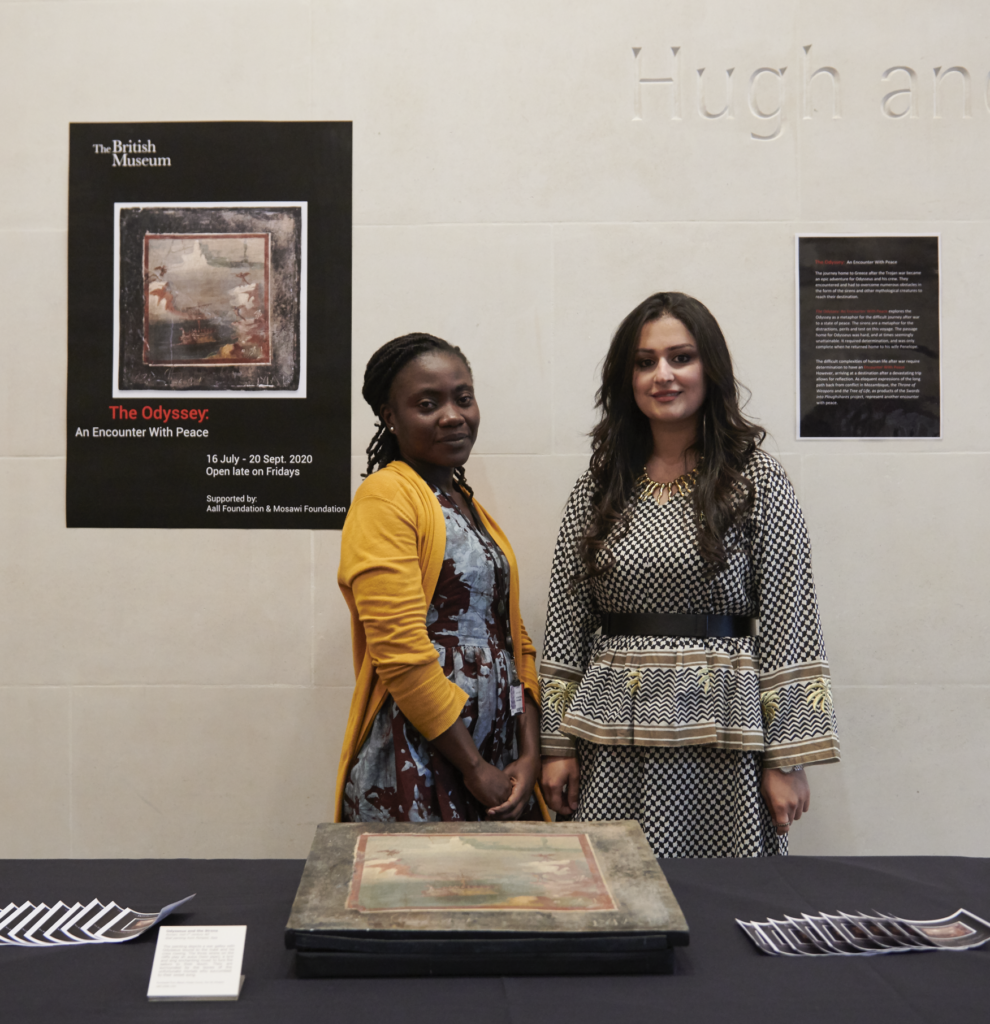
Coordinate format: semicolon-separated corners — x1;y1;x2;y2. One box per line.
797;235;940;440
67;121;351;528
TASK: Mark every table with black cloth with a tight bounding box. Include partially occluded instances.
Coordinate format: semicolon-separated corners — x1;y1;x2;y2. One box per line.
2;856;986;1023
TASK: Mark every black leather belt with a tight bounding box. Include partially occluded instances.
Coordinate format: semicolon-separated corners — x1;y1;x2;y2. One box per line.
601;612;758;638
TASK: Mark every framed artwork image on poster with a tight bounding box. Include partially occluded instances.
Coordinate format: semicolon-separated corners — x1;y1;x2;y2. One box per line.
113;202;306;398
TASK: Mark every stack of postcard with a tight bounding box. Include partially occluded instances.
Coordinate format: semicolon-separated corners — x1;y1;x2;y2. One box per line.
0;895;194;947
738;909;990;956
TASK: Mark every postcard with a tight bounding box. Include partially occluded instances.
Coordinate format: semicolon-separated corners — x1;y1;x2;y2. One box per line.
838;912;917;950
766;918;833;955
794;915;861;955
735;920;800;956
890;909;990;951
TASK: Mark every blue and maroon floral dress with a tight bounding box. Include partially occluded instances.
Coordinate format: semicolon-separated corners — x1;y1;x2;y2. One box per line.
343;487;538;822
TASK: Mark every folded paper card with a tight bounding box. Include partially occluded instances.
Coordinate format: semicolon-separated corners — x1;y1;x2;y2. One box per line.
147;925;246;1002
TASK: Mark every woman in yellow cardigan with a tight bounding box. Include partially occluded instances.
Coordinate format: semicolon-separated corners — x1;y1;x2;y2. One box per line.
335;333;545;823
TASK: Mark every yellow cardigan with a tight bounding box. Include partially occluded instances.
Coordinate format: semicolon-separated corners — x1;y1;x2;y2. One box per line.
334;460;542;822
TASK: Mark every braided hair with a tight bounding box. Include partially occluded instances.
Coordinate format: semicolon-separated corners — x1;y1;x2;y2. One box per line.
361;332;476;503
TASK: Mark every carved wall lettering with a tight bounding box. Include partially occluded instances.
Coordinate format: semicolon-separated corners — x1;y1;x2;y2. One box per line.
632;46;681;121
630;46;986;139
697;67;734;119
748;67;787;141
933;66;971;118
881;66;918;118
802;45;841;119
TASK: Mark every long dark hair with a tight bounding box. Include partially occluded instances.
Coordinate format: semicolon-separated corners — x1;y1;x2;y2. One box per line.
578;292;765;578
361;332;476;501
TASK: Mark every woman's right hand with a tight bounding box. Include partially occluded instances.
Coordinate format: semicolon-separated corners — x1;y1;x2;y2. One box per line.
431;718;512;809
461;759;513;809
541;756;581;815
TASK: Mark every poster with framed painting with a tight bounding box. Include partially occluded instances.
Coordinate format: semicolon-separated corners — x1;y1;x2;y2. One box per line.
67;121;351;529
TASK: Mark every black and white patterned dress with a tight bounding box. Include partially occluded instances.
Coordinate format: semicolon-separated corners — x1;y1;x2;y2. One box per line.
540;449;839;859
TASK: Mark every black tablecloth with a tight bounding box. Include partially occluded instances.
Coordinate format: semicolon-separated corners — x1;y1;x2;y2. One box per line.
1;856;987;1023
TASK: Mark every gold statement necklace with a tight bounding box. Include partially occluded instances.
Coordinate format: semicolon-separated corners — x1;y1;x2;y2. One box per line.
636;463;701;505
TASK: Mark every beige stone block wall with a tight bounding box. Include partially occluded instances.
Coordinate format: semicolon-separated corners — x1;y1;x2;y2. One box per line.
1;0;987;857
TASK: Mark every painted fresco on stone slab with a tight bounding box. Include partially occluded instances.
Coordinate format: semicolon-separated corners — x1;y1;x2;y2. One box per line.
347;832;616;913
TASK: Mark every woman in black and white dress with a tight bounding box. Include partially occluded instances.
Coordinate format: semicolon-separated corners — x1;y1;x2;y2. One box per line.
539;292;839;858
